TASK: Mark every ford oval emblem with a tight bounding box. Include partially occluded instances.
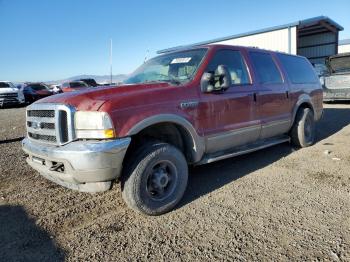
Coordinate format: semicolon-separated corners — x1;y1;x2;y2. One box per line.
32;121;42;130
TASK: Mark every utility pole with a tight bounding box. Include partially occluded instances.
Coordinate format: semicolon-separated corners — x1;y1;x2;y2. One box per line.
110;38;113;84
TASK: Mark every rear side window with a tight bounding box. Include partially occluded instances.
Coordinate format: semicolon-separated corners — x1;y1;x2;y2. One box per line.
206;50;250;85
277;54;318;84
250;52;283;84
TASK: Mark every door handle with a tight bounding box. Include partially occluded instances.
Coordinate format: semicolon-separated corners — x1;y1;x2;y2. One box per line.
286;91;289;99
253;93;257;102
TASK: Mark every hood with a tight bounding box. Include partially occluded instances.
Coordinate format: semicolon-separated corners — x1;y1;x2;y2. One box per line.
0;87;19;94
36;82;170;111
328;53;350;73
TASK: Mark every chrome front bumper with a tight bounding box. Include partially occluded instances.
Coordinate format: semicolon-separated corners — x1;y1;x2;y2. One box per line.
22;137;131;192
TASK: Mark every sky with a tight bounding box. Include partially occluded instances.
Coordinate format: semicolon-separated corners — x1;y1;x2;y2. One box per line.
0;0;349;82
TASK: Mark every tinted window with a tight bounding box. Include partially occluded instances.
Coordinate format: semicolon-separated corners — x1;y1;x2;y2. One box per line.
250;52;283;84
206;50;250;85
0;82;11;88
27;84;48;91
70;82;87;88
80;79;98;87
278;54;318;84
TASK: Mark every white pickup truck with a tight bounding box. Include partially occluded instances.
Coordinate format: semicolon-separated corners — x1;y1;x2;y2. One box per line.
0;81;25;107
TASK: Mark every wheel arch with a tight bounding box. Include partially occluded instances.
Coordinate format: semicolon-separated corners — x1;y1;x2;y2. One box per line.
127;114;205;163
291;94;315;126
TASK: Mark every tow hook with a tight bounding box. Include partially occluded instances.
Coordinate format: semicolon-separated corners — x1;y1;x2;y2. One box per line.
50;163;65;172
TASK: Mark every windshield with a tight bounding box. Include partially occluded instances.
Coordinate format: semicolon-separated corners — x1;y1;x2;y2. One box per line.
124;48;207;85
0;82;11;88
70;82;88;88
28;84;49;91
328;54;350;73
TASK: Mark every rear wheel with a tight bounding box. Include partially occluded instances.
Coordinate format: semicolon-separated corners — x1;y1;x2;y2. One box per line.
290;107;315;147
121;142;188;215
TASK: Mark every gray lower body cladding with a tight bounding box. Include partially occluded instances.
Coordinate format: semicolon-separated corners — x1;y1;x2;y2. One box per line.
22;137;131;192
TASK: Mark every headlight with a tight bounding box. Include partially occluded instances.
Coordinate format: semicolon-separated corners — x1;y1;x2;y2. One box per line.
74;111;116;139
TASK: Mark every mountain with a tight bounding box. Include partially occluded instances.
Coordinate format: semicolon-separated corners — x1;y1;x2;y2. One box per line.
47;74;128;85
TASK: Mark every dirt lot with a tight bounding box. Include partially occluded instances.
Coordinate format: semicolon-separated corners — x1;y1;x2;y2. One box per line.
0;103;349;261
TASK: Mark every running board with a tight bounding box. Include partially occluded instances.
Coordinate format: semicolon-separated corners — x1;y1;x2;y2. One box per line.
197;135;290;165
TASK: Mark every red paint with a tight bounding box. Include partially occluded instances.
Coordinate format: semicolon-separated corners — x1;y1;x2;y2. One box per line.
38;45;323;137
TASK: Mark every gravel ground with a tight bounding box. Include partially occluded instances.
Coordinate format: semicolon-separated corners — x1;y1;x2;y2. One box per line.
0;103;349;261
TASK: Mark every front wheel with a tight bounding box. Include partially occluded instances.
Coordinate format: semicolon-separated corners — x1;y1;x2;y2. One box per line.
290;107;316;147
121;142;188;215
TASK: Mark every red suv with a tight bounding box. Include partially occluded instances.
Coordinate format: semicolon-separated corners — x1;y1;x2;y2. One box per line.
22;45;323;215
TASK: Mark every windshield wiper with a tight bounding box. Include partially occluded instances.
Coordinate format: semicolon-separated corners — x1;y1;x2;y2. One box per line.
143;79;182;85
161;79;182;85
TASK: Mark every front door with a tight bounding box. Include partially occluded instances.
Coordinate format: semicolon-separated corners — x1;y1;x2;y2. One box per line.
197;49;261;154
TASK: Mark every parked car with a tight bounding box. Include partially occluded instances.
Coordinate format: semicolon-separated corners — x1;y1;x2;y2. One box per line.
61;81;89;92
22;45;323;215
0;81;25;107
319;52;350;101
48;84;62;94
78;78;99;87
22;83;53;103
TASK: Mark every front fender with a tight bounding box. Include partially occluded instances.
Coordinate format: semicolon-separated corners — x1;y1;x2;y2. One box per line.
126;114;205;163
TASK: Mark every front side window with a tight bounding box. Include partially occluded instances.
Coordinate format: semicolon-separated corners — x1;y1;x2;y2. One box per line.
124;49;207;85
206;50;250;85
28;84;48;91
250;52;283;84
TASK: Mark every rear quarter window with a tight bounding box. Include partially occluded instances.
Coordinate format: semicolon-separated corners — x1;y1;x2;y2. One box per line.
277;54;318;84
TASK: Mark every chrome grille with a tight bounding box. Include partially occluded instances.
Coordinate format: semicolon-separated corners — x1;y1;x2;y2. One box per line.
29;133;57;143
27;110;55;118
26;104;75;145
0;93;18;98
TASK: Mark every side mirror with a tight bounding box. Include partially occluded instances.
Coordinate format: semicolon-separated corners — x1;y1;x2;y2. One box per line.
217;65;231;90
200;65;231;93
200;72;215;93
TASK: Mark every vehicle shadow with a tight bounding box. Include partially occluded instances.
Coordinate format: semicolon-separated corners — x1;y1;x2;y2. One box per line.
0;205;65;261
0;103;27;109
316;105;350;141
178;106;350;209
0;136;24;145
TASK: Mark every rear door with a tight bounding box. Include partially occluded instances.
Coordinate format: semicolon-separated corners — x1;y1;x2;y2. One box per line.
198;48;260;153
249;51;291;139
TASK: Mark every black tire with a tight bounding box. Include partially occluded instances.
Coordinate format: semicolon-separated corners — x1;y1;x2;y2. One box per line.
121;142;188;215
290;107;316;147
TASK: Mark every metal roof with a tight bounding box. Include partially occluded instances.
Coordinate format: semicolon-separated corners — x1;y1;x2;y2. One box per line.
339;39;350;45
158;16;343;54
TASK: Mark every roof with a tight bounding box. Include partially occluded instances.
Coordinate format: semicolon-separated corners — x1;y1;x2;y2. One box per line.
339;39;350;45
158;16;343;54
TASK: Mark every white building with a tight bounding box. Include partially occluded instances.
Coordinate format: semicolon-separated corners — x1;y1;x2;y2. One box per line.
338;39;350;54
159;16;343;65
